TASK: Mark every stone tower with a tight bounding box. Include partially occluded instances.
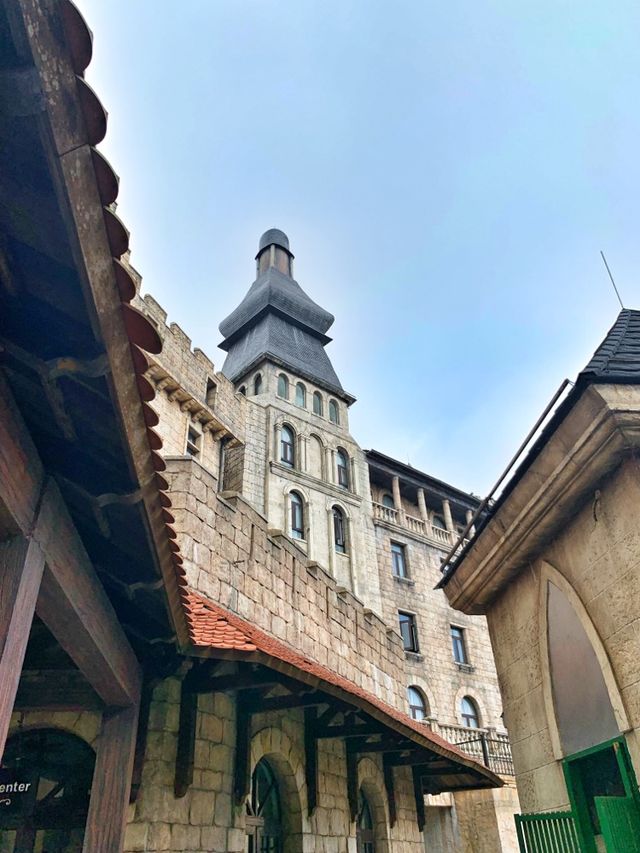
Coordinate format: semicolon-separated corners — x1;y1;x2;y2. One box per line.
218;229;381;610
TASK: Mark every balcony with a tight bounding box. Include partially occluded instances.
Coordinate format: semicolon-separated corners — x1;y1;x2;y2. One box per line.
431;722;514;777
373;502;467;549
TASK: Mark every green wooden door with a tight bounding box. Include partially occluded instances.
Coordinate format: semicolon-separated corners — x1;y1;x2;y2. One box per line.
594;796;640;853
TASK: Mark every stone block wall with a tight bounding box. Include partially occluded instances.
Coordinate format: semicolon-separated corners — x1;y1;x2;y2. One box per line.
166;456;406;710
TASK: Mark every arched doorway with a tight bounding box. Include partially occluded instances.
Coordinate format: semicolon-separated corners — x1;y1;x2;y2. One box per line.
356;789;376;853
0;728;95;853
246;758;282;853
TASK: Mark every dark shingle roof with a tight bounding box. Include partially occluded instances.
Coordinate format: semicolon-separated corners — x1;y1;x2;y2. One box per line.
579;309;640;383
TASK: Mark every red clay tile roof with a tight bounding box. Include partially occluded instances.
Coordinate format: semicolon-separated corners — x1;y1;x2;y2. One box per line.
185;590;501;786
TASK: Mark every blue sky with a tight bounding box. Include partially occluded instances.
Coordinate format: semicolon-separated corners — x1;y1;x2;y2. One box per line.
82;0;640;495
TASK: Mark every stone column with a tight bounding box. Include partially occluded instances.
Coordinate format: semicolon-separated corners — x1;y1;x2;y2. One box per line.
299;436;308;473
274;423;282;462
349;458;357;495
465;509;476;537
392;476;406;523
327;507;336;576
442;499;454;533
417;488;428;522
325;448;333;483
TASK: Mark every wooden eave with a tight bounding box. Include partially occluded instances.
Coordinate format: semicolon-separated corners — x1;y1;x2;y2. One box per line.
444;383;640;614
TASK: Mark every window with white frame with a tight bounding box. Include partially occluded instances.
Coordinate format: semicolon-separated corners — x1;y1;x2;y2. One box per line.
280;425;295;467
290;491;304;540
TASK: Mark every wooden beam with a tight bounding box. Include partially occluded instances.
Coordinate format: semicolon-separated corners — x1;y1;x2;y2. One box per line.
304;707;318;817
316;720;384;739
14;670;103;711
346;746;358;823
234;694;252;806
383;756;397;829
412;765;426;833
130;678;155;803
347;736;413;755
0;535;45;757
194;667;301;695
82;704;139;853
34;479;141;707
174;681;198;798
247;691;325;714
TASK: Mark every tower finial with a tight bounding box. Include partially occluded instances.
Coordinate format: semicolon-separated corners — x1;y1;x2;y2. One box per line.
256;228;294;277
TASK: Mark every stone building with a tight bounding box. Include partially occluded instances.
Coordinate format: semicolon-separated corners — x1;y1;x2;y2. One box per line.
441;310;640;852
0;3;520;853
135;228;520;851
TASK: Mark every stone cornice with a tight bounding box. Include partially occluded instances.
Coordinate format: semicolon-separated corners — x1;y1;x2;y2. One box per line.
445;383;640;613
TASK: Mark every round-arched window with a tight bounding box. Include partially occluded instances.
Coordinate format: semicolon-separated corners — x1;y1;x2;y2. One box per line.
432;514;446;530
313;391;323;416
0;728;95;852
381;494;394;509
280;425;295;467
247;758;282;853
277;374;289;399
254;374;263;395
460;696;480;728
336;449;349;489
328;399;339;424
407;686;428;721
356;790;375;853
290;491;304;540
295;382;306;408
333;506;347;554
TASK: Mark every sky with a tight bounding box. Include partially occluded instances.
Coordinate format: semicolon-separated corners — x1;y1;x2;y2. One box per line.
80;0;640;495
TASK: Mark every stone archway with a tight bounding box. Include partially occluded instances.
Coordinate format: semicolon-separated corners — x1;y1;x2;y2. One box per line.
357;757;390;853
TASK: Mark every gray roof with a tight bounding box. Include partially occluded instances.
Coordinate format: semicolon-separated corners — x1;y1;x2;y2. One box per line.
258;228;291;255
579;309;640;383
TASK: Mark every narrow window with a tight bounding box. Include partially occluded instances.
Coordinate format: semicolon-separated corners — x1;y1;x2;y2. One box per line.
186;425;201;458
333;506;346;554
407;686;428;721
295;382;306;407
432;514;446;530
290;491;304;540
391;542;407;578
277;374;289;399
206;378;217;408
280;425;295;467
329;399;339;424
460;696;480;728
254;373;263;395
239;385;247;396
382;493;395;509
451;626;468;664
399;611;419;652
336;449;349;489
313;391;323;416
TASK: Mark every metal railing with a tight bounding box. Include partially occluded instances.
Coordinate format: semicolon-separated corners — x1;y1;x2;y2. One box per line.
434;723;514;776
515;811;580;852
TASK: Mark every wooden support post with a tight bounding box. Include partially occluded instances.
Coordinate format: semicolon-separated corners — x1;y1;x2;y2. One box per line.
174;679;198;799
304;707;318;816
346;746;358;823
412;765;426;833
83;703;139;853
0;536;45;758
234;695;251;806
383;755;397;828
131;679;155;803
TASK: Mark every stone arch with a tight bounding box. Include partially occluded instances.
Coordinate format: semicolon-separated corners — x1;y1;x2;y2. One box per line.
405;677;438;722
250;726;306;852
357;756;390;853
539;560;629;759
453;686;485;729
283;482;311;543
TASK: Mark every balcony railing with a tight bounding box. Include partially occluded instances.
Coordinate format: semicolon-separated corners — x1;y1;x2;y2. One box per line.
373;502;468;550
433;722;514;776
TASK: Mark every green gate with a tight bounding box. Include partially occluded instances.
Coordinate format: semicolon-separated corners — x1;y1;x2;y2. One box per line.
595;795;640;853
515;812;580;853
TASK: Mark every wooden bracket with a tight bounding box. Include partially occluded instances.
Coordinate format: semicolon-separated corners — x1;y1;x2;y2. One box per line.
412;765;426;833
383;755;397;829
346;746;358;823
174;677;198;798
304;707;318;816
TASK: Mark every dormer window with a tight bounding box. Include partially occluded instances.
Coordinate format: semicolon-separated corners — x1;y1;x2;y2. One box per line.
329;399;339;424
295;382;306;408
277;374;289;399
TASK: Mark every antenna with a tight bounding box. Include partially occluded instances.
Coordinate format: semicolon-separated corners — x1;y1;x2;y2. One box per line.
600;251;624;309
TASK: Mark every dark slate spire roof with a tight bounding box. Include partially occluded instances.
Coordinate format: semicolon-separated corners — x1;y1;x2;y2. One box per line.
579;309;640;383
219;230;353;401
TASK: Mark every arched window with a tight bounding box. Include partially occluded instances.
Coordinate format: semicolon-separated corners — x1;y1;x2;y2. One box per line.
333;506;347;554
432;514;446;530
329;399;339;424
295;382;306;407
381;494;395;509
290;491;304;540
280;425;295;467
254;373;263;395
277;374;289;399
239;385;247;396
407;686;428;721
247;758;282;853
336;448;349;489
0;728;95;851
460;696;480;728
356;790;375;853
313;391;323;416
